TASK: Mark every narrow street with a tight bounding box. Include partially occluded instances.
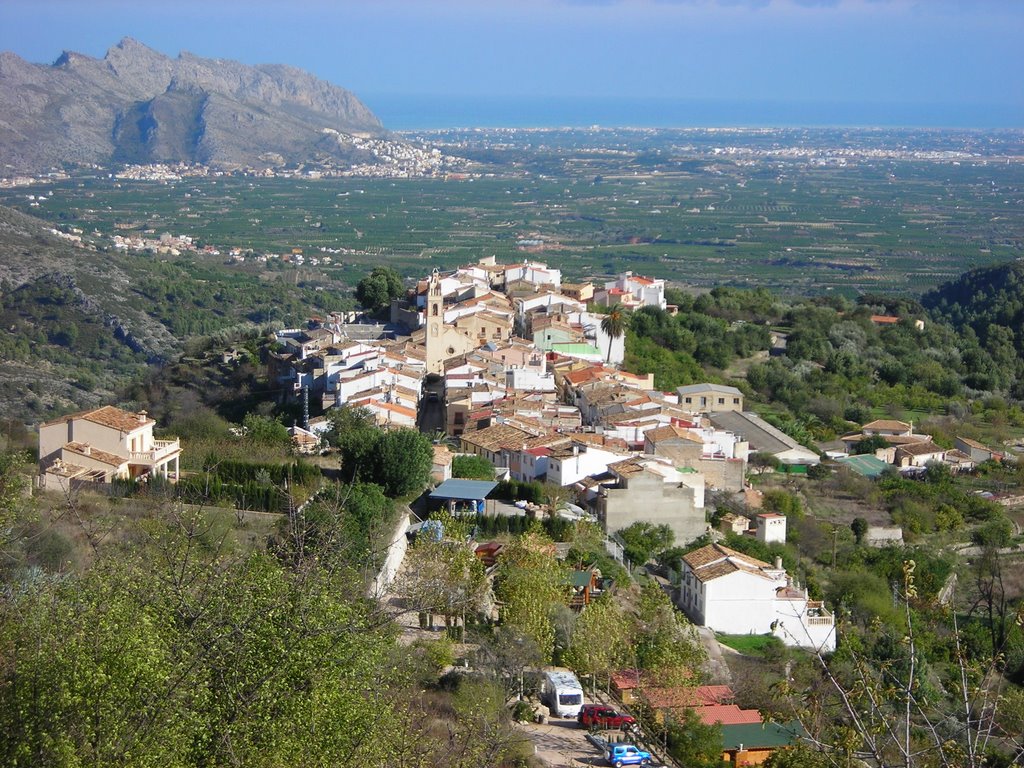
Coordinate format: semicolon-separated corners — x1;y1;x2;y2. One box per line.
417;374;445;435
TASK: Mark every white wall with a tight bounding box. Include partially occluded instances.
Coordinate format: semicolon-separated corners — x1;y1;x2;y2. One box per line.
547;447;624;486
702;570;786;635
772;599;836;652
507;368;556;392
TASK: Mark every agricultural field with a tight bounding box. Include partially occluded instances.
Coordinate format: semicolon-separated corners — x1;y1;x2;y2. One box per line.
3;127;1023;296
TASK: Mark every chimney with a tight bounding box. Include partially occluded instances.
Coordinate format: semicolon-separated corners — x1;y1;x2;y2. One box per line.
138;410;147;423
774;556;783;570
83;445;91;456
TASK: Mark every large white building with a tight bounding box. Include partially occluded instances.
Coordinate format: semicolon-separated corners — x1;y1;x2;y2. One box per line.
678;543;835;652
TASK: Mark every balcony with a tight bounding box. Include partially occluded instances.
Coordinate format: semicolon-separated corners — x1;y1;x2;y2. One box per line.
129;439;181;465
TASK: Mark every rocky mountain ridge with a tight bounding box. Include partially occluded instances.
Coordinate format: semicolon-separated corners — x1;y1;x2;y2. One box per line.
0;38;385;172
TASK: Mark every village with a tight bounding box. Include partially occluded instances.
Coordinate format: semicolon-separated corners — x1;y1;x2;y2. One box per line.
29;254;1022;767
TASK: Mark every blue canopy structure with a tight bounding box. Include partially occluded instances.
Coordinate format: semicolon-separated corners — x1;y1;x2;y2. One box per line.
429;478;498;501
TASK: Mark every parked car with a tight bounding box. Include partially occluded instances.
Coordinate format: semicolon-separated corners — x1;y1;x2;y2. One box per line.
606;744;652;767
578;704;637;730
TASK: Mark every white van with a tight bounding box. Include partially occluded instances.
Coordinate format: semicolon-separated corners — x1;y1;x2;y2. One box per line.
541;668;584;718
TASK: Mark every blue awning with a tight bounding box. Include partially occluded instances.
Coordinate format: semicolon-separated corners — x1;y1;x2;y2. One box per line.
429;478;499;501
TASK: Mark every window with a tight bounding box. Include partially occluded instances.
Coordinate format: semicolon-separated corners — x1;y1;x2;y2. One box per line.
432;304;438;316
733;398;740;404
718;398;725;405
685;397;692;404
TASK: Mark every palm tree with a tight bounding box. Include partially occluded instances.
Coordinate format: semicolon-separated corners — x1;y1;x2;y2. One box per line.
600;304;627;363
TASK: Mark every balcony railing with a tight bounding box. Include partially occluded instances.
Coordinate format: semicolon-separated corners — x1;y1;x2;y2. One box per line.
129;439;181;464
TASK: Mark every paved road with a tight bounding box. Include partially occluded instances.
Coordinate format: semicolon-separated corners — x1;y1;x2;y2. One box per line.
517;718;606;768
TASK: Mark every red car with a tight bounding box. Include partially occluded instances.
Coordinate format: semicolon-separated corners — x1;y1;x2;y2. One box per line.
578;704;637;730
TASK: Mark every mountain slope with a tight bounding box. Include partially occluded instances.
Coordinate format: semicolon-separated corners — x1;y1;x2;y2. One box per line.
921;260;1024;395
0;204;353;419
0;38;384;172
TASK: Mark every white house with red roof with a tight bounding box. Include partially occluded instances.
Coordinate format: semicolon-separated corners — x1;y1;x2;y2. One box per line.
595;272;666;310
679;543;835;652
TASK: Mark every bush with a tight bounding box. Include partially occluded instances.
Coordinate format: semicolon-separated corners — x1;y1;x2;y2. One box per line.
452;454;495;480
492;479;545;504
512;699;534;722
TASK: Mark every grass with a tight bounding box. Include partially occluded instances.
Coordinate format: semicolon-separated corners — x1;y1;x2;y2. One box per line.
717;633;784;656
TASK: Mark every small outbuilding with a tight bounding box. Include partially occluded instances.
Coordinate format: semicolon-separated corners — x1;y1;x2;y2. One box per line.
720;722;804;766
428;478;498;513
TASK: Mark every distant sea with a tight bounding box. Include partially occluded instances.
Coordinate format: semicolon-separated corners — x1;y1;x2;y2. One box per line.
363;94;1023;131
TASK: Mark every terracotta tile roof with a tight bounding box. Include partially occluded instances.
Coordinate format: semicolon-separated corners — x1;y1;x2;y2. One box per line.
63;442;126;468
682;543;776;582
611;669;667;691
432;446;454;466
351;399;417;419
693;560;739;582
956;436;990;451
571;433;631;452
645;425;703;444
885;435;932;446
40;407;93;428
607;458;646;477
896;441;944;457
862;419;911;432
695;705;762;726
638;684;735;709
45;461;88;478
460;423;536;452
776;586;806;600
43;405;153;432
696;685;735;705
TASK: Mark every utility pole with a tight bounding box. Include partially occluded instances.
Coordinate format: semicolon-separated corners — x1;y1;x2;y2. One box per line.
302;385;309;430
832;525;838;568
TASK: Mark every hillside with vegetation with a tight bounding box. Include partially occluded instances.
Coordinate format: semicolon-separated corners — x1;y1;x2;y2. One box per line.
922;260;1024;398
0;204;354;418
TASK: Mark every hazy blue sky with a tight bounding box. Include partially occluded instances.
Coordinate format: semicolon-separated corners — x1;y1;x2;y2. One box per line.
1;0;1022;127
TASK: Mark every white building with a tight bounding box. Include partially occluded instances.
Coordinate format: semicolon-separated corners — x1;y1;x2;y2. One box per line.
755;513;787;544
506;367;556;393
505;260;562;292
570;311;626;366
678;543;835;652
596;272;666;310
677;383;744;414
546;443;628;487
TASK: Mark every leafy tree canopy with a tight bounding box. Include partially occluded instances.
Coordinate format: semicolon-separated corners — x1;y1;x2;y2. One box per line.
355;266;404;312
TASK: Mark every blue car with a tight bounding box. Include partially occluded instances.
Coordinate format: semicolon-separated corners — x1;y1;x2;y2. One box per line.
606;744;652;767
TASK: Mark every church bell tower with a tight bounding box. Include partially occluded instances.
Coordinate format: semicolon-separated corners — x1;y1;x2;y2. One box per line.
425;268;444;374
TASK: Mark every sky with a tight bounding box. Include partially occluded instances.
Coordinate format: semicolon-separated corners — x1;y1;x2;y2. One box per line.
1;0;1022;128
